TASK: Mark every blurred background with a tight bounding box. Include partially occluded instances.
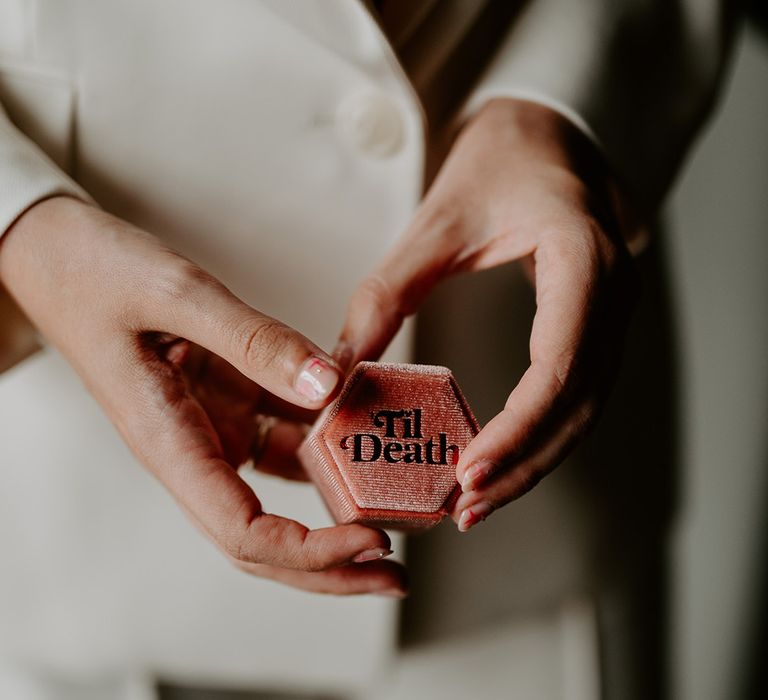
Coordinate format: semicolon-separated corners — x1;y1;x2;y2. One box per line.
666;12;768;700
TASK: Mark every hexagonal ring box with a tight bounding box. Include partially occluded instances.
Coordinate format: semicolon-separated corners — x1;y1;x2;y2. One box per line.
298;362;479;531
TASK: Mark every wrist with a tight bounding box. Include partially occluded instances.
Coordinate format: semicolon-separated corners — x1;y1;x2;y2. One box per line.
481;98;646;253
0;196;103;344
0;195;95;280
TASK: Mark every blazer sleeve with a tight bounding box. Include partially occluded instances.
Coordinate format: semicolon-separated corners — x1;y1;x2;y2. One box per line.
462;0;740;240
0;102;92;238
0;102;94;373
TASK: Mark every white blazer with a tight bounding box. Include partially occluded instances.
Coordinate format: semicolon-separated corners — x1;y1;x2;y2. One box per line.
0;1;729;696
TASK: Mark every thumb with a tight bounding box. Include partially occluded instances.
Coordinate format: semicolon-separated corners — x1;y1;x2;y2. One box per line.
141;262;341;409
336;213;461;367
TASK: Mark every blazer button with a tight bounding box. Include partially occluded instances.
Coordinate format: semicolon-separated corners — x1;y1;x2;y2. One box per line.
336;92;405;158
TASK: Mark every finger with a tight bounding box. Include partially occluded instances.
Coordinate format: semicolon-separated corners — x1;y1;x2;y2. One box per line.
230;558;409;597
450;398;595;530
336;209;464;366
249;420;310;482
141;259;341;409
175;499;405;596
455;362;573;493
456;230;609;492
181;347;315;469
186;345;318;424
114;354;394;571
181;348;267;468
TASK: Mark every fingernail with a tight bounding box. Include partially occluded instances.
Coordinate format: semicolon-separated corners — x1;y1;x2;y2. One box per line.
377;588;408;598
294;356;340;402
461;459;497;493
165;339;191;366
332;340;355;373
458;501;494;532
352;547;393;563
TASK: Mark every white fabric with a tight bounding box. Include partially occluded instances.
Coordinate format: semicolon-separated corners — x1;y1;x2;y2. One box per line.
372;597;599;700
0;101;89;235
0;665;156;700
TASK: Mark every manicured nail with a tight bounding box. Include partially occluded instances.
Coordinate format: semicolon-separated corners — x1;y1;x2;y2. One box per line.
461;459;497;493
377;588;408;598
294;356;340;402
353;547;393;563
458;501;493;532
332;340;355;372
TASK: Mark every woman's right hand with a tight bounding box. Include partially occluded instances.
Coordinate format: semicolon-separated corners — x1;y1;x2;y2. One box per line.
0;196;407;597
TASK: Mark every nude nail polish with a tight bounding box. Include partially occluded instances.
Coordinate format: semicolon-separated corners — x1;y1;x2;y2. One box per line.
461;459;497;493
298;362;479;531
295;356;339;402
352;547;393;563
458;501;494;532
377;588;408;598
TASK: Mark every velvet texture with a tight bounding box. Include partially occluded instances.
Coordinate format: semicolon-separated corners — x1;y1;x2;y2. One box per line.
299;362;479;530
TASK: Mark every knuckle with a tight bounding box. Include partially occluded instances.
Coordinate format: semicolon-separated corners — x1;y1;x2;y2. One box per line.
217;519;253;562
356;274;408;326
356;275;395;315
301;555;327;573
154;255;220;307
220;531;246;562
544;218;607;278
296;531;328;573
550;360;573;397
516;467;545;497
235;317;291;371
570;396;601;437
360;272;435;328
218;509;260;563
535;357;581;405
251;516;323;571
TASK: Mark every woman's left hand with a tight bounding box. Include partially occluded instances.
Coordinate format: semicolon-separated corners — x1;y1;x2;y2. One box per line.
335;98;639;531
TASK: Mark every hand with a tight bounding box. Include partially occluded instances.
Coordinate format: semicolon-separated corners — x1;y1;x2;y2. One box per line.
0;197;407;596
336;98;639;531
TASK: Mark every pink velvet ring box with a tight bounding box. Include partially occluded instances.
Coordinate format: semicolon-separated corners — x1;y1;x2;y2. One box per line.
298;362;479;531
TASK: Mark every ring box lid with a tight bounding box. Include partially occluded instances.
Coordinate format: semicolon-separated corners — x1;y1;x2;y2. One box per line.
299;362;479;530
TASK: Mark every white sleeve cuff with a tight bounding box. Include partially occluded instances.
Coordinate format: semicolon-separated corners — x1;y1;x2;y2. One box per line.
0;105;95;238
459;0;729;235
0;104;96;371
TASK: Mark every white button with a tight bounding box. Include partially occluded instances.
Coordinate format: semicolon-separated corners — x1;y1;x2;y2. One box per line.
336;92;405;159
